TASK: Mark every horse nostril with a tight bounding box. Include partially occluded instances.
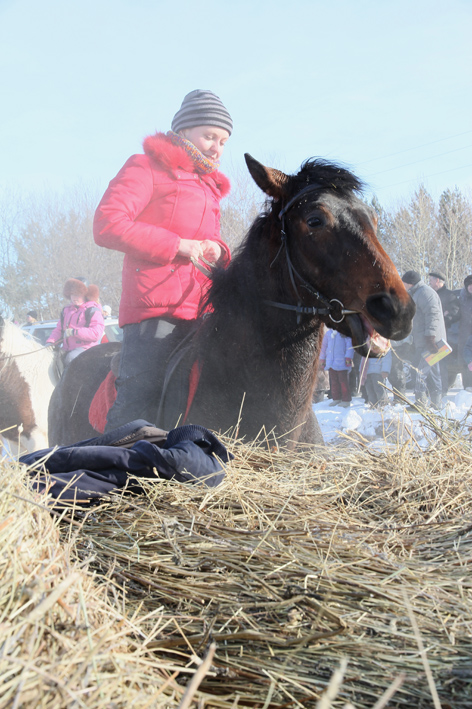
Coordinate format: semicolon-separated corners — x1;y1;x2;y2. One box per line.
366;294;396;322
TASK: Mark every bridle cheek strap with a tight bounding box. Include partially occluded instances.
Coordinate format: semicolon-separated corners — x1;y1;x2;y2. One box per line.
267;185;359;324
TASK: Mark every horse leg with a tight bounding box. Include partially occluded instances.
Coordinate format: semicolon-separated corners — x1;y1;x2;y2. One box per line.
298;408;324;446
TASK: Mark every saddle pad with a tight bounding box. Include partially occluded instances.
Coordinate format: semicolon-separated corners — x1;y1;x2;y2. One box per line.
88;370;117;433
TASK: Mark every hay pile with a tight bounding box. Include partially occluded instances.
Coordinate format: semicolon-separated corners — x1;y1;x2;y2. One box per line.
1;428;472;708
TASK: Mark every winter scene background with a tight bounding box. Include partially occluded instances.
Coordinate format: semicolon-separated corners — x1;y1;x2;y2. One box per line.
313;379;472;450
2;1;472;708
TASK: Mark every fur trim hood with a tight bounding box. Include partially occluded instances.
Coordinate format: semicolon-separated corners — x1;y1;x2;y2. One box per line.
142;132;231;197
63;278;100;302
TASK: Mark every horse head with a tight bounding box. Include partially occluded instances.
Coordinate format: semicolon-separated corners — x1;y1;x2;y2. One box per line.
245;154;415;357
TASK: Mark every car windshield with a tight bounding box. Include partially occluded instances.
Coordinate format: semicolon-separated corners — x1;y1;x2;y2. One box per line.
29;326;56;346
104;322;123;342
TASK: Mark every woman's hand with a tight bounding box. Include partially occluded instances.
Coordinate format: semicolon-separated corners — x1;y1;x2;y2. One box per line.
201;240;222;264
177;239;222;265
177;239;204;260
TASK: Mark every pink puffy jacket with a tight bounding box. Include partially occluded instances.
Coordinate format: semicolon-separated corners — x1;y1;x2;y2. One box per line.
93;132;231;327
47;301;105;352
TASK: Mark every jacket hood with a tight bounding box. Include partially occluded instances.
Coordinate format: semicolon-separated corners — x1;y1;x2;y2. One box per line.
142;132;231;197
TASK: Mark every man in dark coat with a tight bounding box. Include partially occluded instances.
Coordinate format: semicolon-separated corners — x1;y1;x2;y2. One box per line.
428;270;460;393
402;271;446;409
458;274;472;391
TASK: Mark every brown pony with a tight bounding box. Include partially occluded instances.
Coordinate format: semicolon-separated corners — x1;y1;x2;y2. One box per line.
48;155;414;448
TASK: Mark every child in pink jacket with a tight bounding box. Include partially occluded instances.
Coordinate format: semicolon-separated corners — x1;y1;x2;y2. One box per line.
47;279;105;367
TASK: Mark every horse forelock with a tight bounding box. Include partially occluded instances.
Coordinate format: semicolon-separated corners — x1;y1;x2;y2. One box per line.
292;158;365;198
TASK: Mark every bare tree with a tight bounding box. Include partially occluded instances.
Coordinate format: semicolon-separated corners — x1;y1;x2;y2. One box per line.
220;166;263;251
438;187;472;288
0;185;123;320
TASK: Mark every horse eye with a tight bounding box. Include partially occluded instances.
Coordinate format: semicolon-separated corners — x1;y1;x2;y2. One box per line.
307;216;322;228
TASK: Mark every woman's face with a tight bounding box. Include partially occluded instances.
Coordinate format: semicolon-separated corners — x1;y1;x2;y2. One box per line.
70;295;85;306
182;125;229;161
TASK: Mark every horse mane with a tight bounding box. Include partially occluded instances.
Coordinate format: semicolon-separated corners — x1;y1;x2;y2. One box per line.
0;318;45;360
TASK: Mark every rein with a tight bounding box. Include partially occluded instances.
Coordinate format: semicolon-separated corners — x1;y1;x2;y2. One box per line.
0;322;58;361
0;345;54;360
265;184;359;324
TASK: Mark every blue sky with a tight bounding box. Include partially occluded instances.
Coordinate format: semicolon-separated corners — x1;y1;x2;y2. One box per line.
1;0;471;207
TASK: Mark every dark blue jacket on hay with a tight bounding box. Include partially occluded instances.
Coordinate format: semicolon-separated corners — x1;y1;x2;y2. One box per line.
20;420;232;504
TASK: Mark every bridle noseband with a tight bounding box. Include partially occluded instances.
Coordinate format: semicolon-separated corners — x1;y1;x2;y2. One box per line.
264;184;359;324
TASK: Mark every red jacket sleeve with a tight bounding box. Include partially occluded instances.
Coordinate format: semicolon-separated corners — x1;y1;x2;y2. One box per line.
93;154;181;265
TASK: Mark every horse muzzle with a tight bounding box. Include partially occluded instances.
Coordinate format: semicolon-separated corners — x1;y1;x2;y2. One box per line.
345;293;415;357
365;292;416;340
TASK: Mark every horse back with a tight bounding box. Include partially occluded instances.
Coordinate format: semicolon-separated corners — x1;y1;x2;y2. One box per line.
48;342;121;446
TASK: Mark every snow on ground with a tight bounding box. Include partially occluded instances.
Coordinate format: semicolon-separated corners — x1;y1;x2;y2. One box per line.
313;387;472;450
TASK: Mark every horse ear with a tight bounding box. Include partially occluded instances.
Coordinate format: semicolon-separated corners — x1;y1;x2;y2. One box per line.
244;154;289;199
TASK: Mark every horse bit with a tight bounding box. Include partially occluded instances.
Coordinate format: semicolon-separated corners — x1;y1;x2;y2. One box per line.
264;184;359;325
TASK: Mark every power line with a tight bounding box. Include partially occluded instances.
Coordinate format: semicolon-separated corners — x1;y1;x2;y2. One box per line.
357;129;472;166
366;144;472;177
374;161;472;191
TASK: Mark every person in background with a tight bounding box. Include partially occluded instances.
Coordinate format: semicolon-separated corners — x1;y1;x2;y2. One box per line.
102;305;112;319
457;274;472;391
319;328;354;408
388;333;414;403
26;310;38;324
46;278;105;368
313;366;330;403
428;270;460;393
462;335;472;392
359;344;392;408
93;90;232;431
401;270;446;410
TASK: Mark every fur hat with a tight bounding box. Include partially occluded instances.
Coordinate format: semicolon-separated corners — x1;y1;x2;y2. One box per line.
464;274;472;288
402;270;421;285
429;270;446;282
171;90;233;135
63;278;99;301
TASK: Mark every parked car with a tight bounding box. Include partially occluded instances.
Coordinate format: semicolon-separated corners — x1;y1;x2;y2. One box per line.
22;318;123;345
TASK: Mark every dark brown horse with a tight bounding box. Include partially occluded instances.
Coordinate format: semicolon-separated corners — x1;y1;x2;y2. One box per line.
48;155;415;448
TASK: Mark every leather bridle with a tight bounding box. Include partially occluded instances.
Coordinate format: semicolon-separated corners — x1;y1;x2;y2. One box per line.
264;184;359;324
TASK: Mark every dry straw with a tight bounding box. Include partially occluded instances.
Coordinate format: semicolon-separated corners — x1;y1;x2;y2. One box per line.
1;423;472;707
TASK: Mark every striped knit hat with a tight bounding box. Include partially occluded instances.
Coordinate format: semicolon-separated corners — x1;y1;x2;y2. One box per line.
171;90;233;135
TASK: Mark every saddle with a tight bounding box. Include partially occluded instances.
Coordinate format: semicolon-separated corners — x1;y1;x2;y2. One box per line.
88;329;201;433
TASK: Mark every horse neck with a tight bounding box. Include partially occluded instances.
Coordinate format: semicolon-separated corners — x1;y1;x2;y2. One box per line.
208;220;323;358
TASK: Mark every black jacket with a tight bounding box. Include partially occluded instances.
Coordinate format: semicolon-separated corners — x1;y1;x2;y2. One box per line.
21;419;232;504
436;286;460;330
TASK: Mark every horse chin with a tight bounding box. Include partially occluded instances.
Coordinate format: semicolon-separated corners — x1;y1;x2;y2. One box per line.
345;314;382;358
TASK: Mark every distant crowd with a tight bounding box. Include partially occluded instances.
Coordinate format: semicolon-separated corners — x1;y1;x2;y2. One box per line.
315;270;472;411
